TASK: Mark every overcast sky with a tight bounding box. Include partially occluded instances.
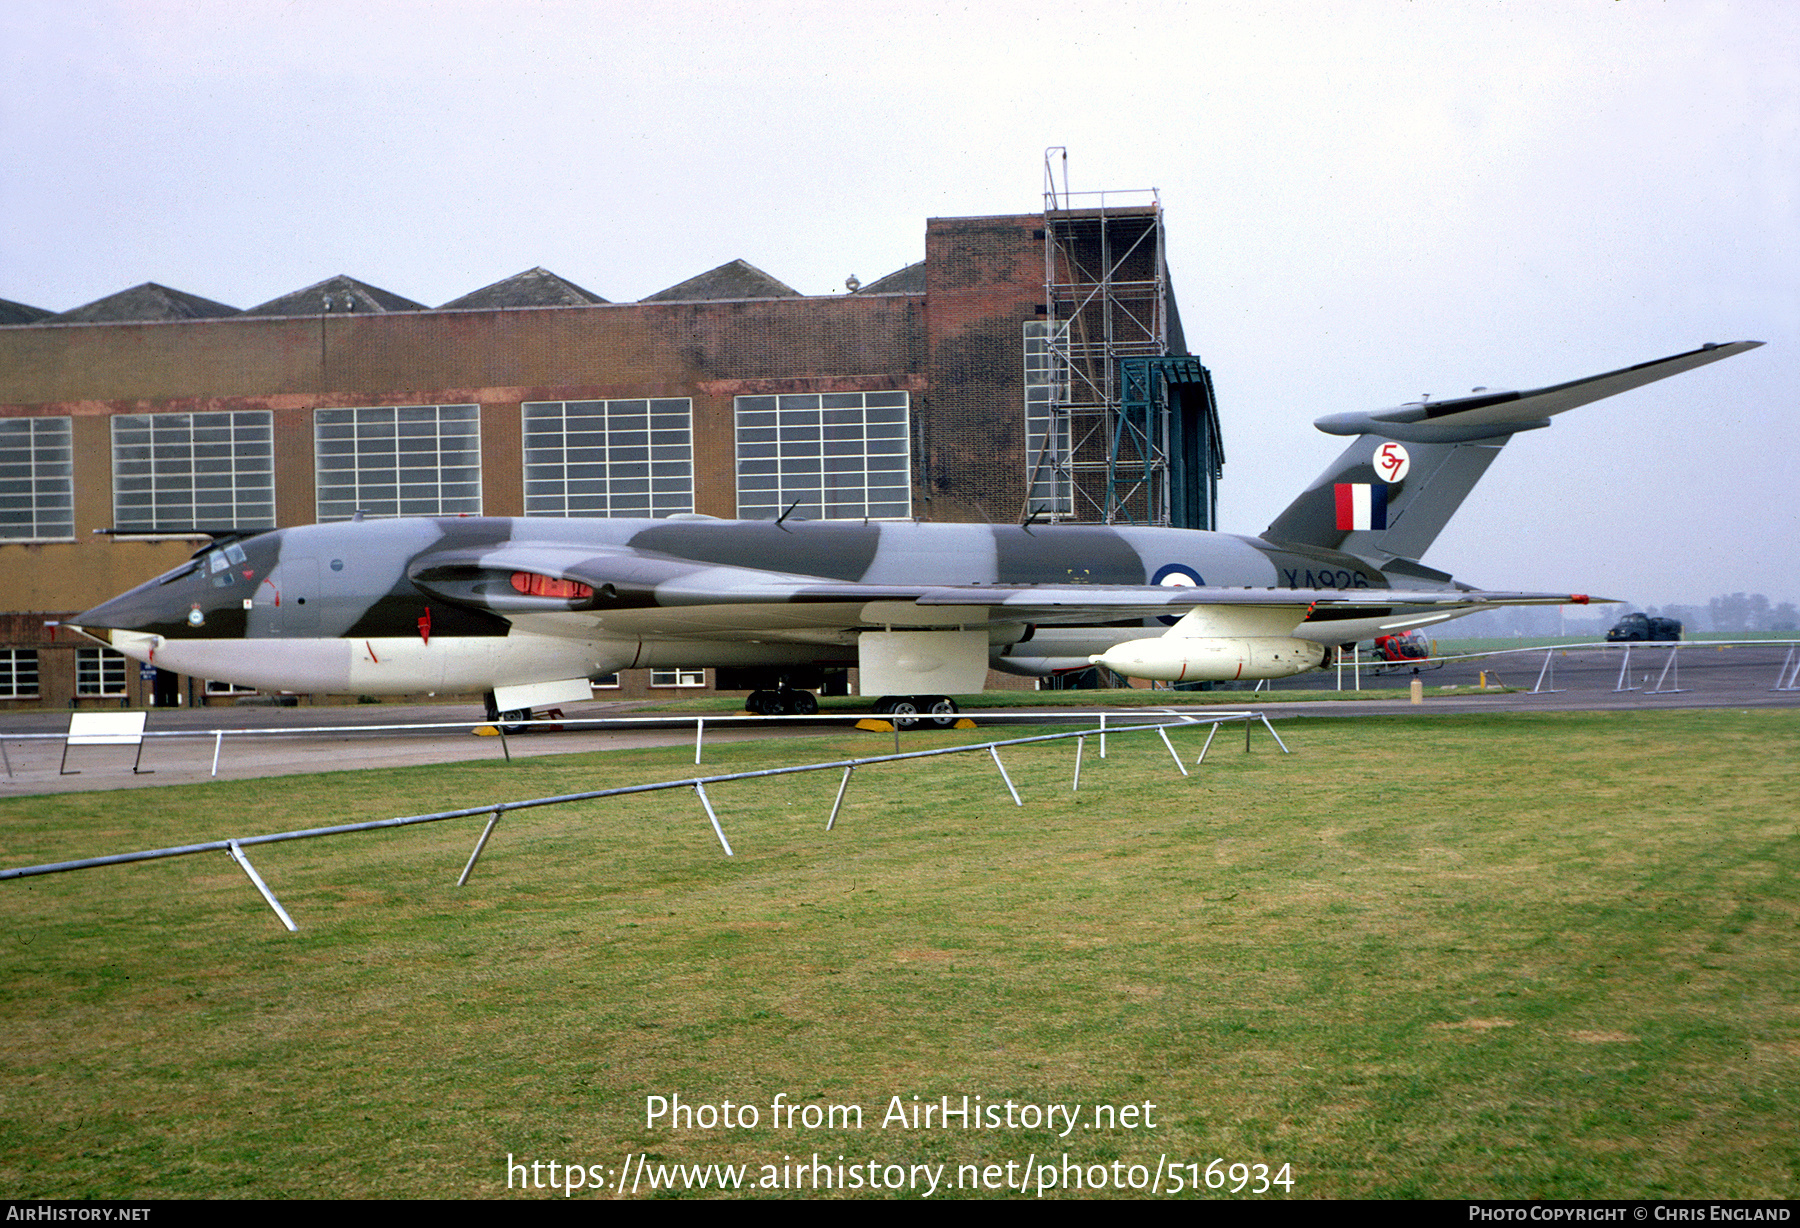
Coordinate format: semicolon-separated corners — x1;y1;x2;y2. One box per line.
4;0;1794;608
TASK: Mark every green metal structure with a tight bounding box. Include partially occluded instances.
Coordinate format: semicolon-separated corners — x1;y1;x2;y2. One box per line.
1114;355;1224;529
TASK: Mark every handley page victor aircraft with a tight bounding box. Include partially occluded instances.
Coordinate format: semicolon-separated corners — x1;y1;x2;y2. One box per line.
69;342;1761;722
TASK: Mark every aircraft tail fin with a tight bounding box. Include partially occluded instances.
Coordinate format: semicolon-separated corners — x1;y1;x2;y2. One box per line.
1263;341;1762;566
1263;432;1512;568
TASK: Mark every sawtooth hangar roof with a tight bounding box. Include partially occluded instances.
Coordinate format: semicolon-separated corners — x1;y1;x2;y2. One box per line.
8;256;922;325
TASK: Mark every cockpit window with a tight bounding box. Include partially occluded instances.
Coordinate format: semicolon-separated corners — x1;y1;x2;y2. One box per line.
205;543;247;573
205;542;251;587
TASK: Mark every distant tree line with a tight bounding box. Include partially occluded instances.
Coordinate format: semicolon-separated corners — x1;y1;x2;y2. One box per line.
1660;593;1800;634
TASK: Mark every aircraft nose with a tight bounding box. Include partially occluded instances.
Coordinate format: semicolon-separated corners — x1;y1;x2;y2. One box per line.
74;590;150;631
72;573;201;637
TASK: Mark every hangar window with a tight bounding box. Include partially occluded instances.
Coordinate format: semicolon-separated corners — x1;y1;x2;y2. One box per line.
649;668;706;688
522;399;693;518
734;392;910;520
1023;322;1073;517
314;405;482;522
76;647;127;697
0;649;39;698
0;417;75;542
112;412;275;533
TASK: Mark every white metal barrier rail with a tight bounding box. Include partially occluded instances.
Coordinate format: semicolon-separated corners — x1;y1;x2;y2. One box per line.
0;712;1288;932
1770;645;1800;692
0;707;1269;780
1332;638;1800;694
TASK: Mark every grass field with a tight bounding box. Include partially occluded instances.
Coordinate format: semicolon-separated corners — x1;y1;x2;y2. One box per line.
2;709;1797;1199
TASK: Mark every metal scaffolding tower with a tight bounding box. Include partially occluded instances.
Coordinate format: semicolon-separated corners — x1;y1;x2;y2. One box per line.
1029;150;1222;527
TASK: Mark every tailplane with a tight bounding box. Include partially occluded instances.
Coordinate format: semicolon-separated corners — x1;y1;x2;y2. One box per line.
1263;341;1762;567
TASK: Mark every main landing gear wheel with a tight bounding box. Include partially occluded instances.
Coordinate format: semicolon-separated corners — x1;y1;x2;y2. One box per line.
745;688;820;717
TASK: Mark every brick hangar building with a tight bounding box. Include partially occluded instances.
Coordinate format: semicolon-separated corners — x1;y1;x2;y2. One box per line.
0;198;1222;709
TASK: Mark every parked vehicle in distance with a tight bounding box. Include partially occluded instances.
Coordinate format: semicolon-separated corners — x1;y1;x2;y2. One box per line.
1370;631;1434;663
1606;613;1683;642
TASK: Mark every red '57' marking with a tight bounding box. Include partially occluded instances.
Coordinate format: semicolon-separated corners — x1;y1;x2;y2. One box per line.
1374;442;1410;483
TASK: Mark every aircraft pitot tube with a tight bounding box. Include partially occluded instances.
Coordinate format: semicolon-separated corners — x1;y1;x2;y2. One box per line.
1088;606;1328;683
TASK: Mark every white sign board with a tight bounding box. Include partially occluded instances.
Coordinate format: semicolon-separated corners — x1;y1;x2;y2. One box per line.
67;712;148;746
62;711;152;775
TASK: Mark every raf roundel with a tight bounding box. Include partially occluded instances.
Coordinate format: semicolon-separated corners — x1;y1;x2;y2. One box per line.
1374;441;1410;483
1152;564;1204;625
